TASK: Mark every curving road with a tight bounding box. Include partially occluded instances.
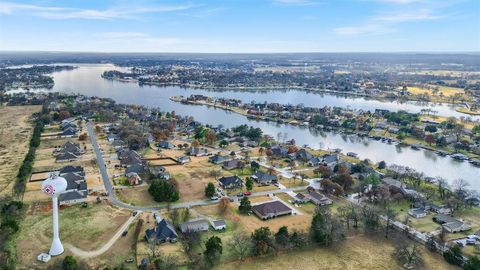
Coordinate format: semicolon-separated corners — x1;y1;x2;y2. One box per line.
86;121;308;212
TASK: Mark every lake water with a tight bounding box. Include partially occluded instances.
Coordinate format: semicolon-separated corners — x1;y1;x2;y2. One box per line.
12;64;480;190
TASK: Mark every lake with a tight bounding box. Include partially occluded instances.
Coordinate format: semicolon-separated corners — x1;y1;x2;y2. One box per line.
12;64;480;190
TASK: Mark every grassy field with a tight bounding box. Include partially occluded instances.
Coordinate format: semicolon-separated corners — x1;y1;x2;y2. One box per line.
16;201;130;268
217;234;459;270
0;105;41;198
407;85;465;97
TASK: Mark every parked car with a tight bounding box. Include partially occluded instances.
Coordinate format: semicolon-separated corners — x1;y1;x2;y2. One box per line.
122;230;128;237
210;195;219;200
236;193;244;198
243;191;252;196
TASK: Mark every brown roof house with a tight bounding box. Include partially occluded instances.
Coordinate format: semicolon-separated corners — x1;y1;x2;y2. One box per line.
252;200;292;220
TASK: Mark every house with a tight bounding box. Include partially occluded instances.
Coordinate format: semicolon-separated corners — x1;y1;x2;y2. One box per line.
126;172;142;185
321;154;338;168
107;134;119;142
426;203;452;215
211;220;227;231
121;152;143;167
176;155;191;164
433;214;472;233
222;159;245;170
294;193;310;204
59;128;77;138
186;147;209;157
270;145;289;158
293;149;313;162
408;208;427;218
59;190;87;205
55;151;79;163
55;141;84;156
157;141;175;149
308;191;333;206
218;176;243;190
251;171;277;185
59;165;84;175
252;200;292;220
125;163;145;175
307;157;321;167
112;140;126;150
149;166;170;180
179;219;210;233
208;154;231;164
145;219;178;244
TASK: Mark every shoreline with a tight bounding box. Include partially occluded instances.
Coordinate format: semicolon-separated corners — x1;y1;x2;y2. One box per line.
170;95;480;161
103;76;472;110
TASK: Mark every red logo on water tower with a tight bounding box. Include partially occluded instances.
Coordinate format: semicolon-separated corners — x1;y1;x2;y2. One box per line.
43;184;55;195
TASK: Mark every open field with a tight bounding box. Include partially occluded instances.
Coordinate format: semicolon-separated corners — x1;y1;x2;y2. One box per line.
115;186;158;206
217;234;459;270
16;201;130;269
407;85;465;97
0;105;41;198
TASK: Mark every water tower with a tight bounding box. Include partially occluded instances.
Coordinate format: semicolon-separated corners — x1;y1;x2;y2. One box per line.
41;172;67;256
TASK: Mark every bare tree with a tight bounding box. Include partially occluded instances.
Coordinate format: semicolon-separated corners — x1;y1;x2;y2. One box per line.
229;232;253;261
393;235;423;269
436;177;448;200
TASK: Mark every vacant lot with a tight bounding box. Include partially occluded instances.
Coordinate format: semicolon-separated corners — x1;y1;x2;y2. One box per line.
0;105;41;198
219;234;458;270
407;85;465;97
16;201;130;268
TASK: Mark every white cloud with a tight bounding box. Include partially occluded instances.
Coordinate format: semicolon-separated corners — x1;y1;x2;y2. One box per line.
0;2;195;20
335;8;444;36
184;7;224;18
376;9;442;22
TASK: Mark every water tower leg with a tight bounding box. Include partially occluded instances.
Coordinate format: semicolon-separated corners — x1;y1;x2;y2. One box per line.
49;197;64;256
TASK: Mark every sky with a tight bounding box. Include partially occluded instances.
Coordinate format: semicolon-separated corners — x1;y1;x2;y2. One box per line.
0;0;479;53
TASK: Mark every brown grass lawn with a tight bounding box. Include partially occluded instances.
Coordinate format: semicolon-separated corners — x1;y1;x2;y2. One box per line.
16;201;130;269
115;186;158;207
218;234;459;270
0;105;41;198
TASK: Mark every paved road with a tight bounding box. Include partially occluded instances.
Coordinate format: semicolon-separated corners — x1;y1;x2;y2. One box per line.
87;122;308;212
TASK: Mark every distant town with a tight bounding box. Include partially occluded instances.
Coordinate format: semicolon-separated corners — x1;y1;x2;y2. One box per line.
0;53;479;270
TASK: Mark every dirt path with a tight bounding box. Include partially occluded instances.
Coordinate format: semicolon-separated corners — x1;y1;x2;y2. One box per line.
67;211;140;258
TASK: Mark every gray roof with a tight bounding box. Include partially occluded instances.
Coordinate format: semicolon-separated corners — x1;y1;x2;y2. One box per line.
180;219;209;232
212;220;226;227
59;190;87;202
145;219;178;241
59;165;84;175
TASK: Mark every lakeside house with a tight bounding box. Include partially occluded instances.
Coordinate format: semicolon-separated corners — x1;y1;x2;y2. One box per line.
433;214;471;233
408;208;428;218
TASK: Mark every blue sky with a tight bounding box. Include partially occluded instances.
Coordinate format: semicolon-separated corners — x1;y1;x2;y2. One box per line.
0;0;479;52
